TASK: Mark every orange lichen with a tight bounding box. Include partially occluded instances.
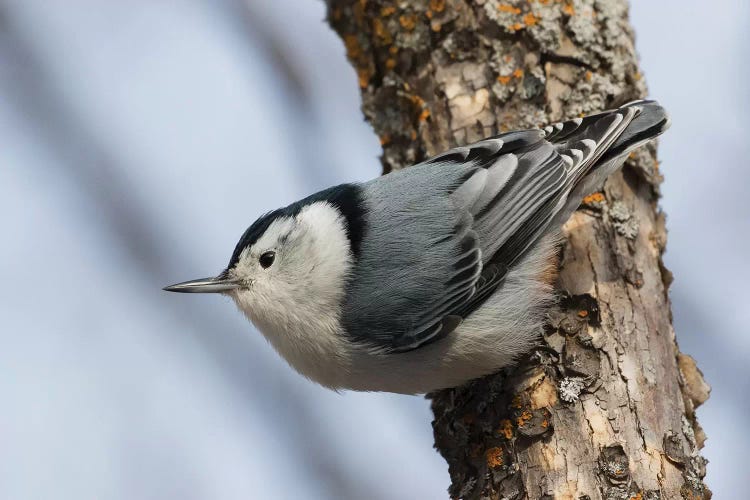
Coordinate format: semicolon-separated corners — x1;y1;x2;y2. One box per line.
388;45;398;55
679;486;704;500
583;192;605;204
410;94;430;124
399;13;417;30
342;34;373;88
431;21;442;32
585;70;593;81
513;68;524;78
516;410;533;427
373;18;392;43
410;130;417;140
498;4;521;14
634;71;643;81
523;12;538;26
562;3;575;15
430;0;446;13
630;492;643;500
380;5;395;16
357;69;371;88
379;134;391;146
485;447;504;468
577;310;589;318
343;34;361;59
385;58;397;70
511;395;523;409
497;75;512;84
497;419;514;440
509;22;524;31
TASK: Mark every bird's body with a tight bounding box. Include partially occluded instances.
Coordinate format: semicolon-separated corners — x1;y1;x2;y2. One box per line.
165;100;670;394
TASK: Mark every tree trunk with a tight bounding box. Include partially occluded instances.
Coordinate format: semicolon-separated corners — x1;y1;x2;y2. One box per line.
327;1;710;498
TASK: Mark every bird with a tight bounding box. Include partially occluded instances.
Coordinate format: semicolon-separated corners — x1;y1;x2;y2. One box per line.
164;100;670;394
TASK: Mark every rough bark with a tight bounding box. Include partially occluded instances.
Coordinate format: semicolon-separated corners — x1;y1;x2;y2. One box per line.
327;1;710;498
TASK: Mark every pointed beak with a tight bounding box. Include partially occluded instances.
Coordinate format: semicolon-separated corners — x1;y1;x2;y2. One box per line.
163;275;243;294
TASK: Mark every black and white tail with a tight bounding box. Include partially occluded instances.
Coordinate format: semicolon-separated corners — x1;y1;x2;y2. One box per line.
545;100;670;222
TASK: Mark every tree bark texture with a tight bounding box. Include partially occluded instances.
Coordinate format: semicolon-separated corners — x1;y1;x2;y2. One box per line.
327;1;710;498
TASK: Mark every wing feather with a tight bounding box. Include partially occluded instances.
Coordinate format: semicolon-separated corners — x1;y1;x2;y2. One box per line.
343;105;653;352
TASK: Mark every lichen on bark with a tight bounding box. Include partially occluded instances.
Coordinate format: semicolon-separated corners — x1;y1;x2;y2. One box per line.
327;0;710;498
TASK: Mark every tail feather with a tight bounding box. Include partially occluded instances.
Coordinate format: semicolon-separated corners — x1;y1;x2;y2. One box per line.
601;100;671;162
576;100;670;197
545;100;670;225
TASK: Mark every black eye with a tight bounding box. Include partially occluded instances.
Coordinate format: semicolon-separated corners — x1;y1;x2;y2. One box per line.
259;251;276;269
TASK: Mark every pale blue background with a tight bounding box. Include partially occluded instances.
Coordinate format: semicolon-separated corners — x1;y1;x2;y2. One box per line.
1;1;747;498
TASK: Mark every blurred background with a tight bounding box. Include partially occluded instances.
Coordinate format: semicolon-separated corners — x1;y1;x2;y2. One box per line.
1;0;747;498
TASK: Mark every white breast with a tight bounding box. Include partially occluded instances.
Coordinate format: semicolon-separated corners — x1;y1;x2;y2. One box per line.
238;201;356;389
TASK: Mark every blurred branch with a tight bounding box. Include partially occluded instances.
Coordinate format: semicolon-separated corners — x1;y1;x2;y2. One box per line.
0;6;369;498
210;0;347;189
218;0;312;111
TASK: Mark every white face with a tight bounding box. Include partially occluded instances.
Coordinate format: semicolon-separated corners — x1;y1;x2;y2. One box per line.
227;202;353;336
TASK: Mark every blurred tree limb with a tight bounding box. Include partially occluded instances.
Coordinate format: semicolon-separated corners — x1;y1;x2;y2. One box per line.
327;0;710;498
0;5;364;497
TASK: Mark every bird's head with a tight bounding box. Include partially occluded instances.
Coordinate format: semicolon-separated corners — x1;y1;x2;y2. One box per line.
164;200;355;333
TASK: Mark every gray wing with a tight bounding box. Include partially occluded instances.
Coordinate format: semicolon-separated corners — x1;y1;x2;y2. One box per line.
343;107;640;353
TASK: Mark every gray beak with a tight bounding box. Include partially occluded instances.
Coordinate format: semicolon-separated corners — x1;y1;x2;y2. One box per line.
163;275;242;293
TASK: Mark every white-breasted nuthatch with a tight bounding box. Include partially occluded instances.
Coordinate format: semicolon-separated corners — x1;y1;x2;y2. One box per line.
165;100;669;394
